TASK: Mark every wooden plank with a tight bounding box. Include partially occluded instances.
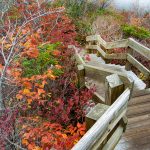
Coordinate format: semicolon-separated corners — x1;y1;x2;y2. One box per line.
86;35;100;42
128;38;150;60
105;74;124;105
105;53;127;60
86;45;106;58
86;35;128;49
132;88;150;97
129;94;150;106
84;64;133;89
115;135;150;150
86;104;109;130
127;102;150;118
105;39;128;49
72;89;131;150
127;54;150;79
92;109;127;150
86;44;126;60
128;114;150;125
77;65;85;88
102;125;124;150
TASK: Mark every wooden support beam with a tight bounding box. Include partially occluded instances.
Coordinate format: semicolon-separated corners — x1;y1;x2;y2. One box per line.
84;64;133;90
72;89;131;150
127;54;150;79
105;74;124;105
102;125;124;150
77;65;85;88
105;53;127;60
86;45;106;58
105;39;128;49
128;38;150;60
86;103;109;130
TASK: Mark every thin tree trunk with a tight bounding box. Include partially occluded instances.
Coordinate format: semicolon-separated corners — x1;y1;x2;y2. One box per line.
0;81;5;110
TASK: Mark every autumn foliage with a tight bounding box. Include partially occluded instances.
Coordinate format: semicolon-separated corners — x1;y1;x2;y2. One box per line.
0;1;94;149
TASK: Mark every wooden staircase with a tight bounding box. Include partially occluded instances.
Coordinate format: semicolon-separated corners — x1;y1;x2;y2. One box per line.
70;34;150;150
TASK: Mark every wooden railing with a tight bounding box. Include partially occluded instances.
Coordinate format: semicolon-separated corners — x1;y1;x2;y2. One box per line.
86;35;150;83
72;71;133;150
69;35;150;149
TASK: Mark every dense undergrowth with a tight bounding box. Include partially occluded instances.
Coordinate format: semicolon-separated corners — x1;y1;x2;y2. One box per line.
0;1;94;149
0;0;149;150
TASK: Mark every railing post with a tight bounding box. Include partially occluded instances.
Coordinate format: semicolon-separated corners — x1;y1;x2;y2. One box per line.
77;64;85;88
125;47;133;70
105;74;124;105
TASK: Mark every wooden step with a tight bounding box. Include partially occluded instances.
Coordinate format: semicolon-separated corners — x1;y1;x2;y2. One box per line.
115;135;150;150
127;102;150;118
127;115;150;130
128;94;150;106
128;114;150;126
124;119;150;137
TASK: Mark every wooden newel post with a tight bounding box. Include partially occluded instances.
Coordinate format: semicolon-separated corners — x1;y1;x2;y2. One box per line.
125;47;133;71
77;64;85;88
105;74;124;105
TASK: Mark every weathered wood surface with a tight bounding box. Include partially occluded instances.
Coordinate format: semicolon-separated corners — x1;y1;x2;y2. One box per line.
127;54;150;79
86;45;127;60
105;74;124;105
86;35;150;60
128;38;150;60
72;88;131;150
115;94;150;150
84;64;133;89
86;34;150;88
86;35;128;49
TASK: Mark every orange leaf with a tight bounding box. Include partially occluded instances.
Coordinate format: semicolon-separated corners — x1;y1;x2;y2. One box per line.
16;94;23;100
28;144;35;150
55;65;62;69
23;81;32;89
52;50;60;56
77;122;82;128
41;136;50;144
37;88;45;95
22;139;28;146
27;99;32;105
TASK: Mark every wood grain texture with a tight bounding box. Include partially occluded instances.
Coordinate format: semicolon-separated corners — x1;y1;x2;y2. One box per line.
127;54;150;79
115;94;150;150
72;89;130;150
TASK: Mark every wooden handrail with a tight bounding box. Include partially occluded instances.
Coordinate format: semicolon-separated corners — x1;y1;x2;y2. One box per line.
86;35;150;60
72;88;131;150
128;38;150;60
86;35;150;81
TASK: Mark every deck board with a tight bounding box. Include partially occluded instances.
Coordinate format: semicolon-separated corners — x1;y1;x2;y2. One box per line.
115;94;150;150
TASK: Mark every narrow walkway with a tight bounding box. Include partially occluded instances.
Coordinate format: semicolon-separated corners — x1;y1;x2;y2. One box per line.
76;46;150;149
115;94;150;150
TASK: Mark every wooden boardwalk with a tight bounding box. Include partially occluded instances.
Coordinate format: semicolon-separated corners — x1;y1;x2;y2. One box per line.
115;94;150;150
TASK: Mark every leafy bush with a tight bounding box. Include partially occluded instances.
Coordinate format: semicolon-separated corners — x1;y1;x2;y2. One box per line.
121;24;150;39
22;43;63;77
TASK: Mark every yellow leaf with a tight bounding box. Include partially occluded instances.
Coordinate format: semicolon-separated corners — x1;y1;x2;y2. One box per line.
23;89;30;95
